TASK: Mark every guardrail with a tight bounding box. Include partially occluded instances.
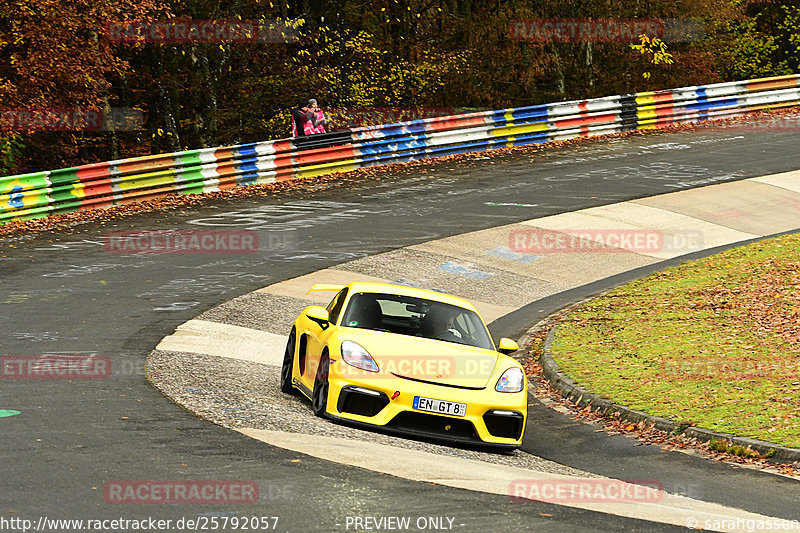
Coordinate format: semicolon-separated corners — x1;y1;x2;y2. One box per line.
2;74;798;225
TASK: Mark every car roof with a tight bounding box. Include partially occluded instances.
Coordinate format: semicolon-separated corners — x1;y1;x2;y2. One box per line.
343;282;479;312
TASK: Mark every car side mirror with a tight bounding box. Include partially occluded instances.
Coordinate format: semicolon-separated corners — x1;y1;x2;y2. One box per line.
304;306;330;328
497;337;519;355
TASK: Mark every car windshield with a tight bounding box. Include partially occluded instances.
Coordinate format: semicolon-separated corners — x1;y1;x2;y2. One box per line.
340;292;494;351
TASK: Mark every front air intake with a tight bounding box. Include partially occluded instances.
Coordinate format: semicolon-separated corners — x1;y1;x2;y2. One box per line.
483;410;524;440
337;386;389;417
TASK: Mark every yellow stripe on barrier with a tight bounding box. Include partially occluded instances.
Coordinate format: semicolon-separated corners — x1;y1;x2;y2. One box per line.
295;159;360;179
490;122;549;137
635;93;657;106
115;170;179;192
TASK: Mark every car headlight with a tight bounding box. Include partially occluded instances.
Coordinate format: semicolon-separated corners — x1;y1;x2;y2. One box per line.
495;367;524;393
340;340;379;372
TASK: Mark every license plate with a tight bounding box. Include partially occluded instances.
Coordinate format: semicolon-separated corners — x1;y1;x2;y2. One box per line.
413;396;467;417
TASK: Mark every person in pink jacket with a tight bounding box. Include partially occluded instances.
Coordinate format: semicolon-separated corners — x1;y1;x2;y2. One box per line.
291;101;316;137
308;99;328;134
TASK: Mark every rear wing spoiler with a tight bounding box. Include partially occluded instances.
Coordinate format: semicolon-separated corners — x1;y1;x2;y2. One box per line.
306;284;345;294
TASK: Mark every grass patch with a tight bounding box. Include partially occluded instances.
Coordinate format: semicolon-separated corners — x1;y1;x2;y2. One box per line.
553;233;800;448
707;439;775;459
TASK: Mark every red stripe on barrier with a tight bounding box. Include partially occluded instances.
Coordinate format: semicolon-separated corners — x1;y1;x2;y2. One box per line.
80;180;114;203
76;194;117;209
214;148;234;161
652;117;678;127
425;115;487;132
274;167;297;182
654;105;674;118
293;145;357;166
75;163;112;181
555;112;617;129
217;175;239;191
272;140;293;153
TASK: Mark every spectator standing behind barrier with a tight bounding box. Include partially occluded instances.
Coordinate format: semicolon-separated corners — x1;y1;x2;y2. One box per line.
308;99;328;134
291;101;316;137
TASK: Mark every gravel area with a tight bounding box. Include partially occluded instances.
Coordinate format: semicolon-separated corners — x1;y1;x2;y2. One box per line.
335;248;562;307
197;292;310;335
147;348;598;476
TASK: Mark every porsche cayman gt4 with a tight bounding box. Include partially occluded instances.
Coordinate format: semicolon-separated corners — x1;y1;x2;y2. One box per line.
280;282;527;448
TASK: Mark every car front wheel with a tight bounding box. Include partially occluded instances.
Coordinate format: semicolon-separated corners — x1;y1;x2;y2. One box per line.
312;352;330;417
280;329;298;395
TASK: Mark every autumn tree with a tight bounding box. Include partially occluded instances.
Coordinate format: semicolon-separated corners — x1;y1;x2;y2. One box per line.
1;0;797;176
0;0;167;172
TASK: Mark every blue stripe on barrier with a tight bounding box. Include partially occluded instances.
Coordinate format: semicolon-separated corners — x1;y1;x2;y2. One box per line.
488;110;511;123
509;133;550;146
9;186;24;208
235;145;259;157
237;161;259;173
357;136;430;156
509;106;549;121
237;172;260;186
687;97;740;111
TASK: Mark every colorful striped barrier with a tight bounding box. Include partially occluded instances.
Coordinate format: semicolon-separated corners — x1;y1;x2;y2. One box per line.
2;74;799;225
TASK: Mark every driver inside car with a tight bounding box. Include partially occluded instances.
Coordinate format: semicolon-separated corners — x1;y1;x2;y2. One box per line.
421;306;463;343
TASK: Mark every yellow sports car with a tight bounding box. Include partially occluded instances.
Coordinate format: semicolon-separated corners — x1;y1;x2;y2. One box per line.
280;282;527;449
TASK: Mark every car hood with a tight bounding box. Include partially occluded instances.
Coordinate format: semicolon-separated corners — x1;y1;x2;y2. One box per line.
338;329;502;389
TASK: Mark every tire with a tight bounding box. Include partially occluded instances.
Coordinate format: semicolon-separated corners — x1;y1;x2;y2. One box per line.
280;329;298;395
311;351;330;417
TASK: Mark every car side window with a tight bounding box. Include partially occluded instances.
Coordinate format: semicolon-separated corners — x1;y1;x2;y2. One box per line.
327;288;348;325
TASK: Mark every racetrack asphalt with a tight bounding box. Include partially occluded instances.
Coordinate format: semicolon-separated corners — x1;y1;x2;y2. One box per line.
1;122;800;532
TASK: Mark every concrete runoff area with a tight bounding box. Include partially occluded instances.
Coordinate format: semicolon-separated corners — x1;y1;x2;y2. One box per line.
156;319;287;366
751;170;800;193
152;169;800;532
238;429;782;531
631;179;800;235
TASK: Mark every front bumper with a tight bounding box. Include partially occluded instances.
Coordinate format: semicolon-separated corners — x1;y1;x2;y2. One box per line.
326;359;527;447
